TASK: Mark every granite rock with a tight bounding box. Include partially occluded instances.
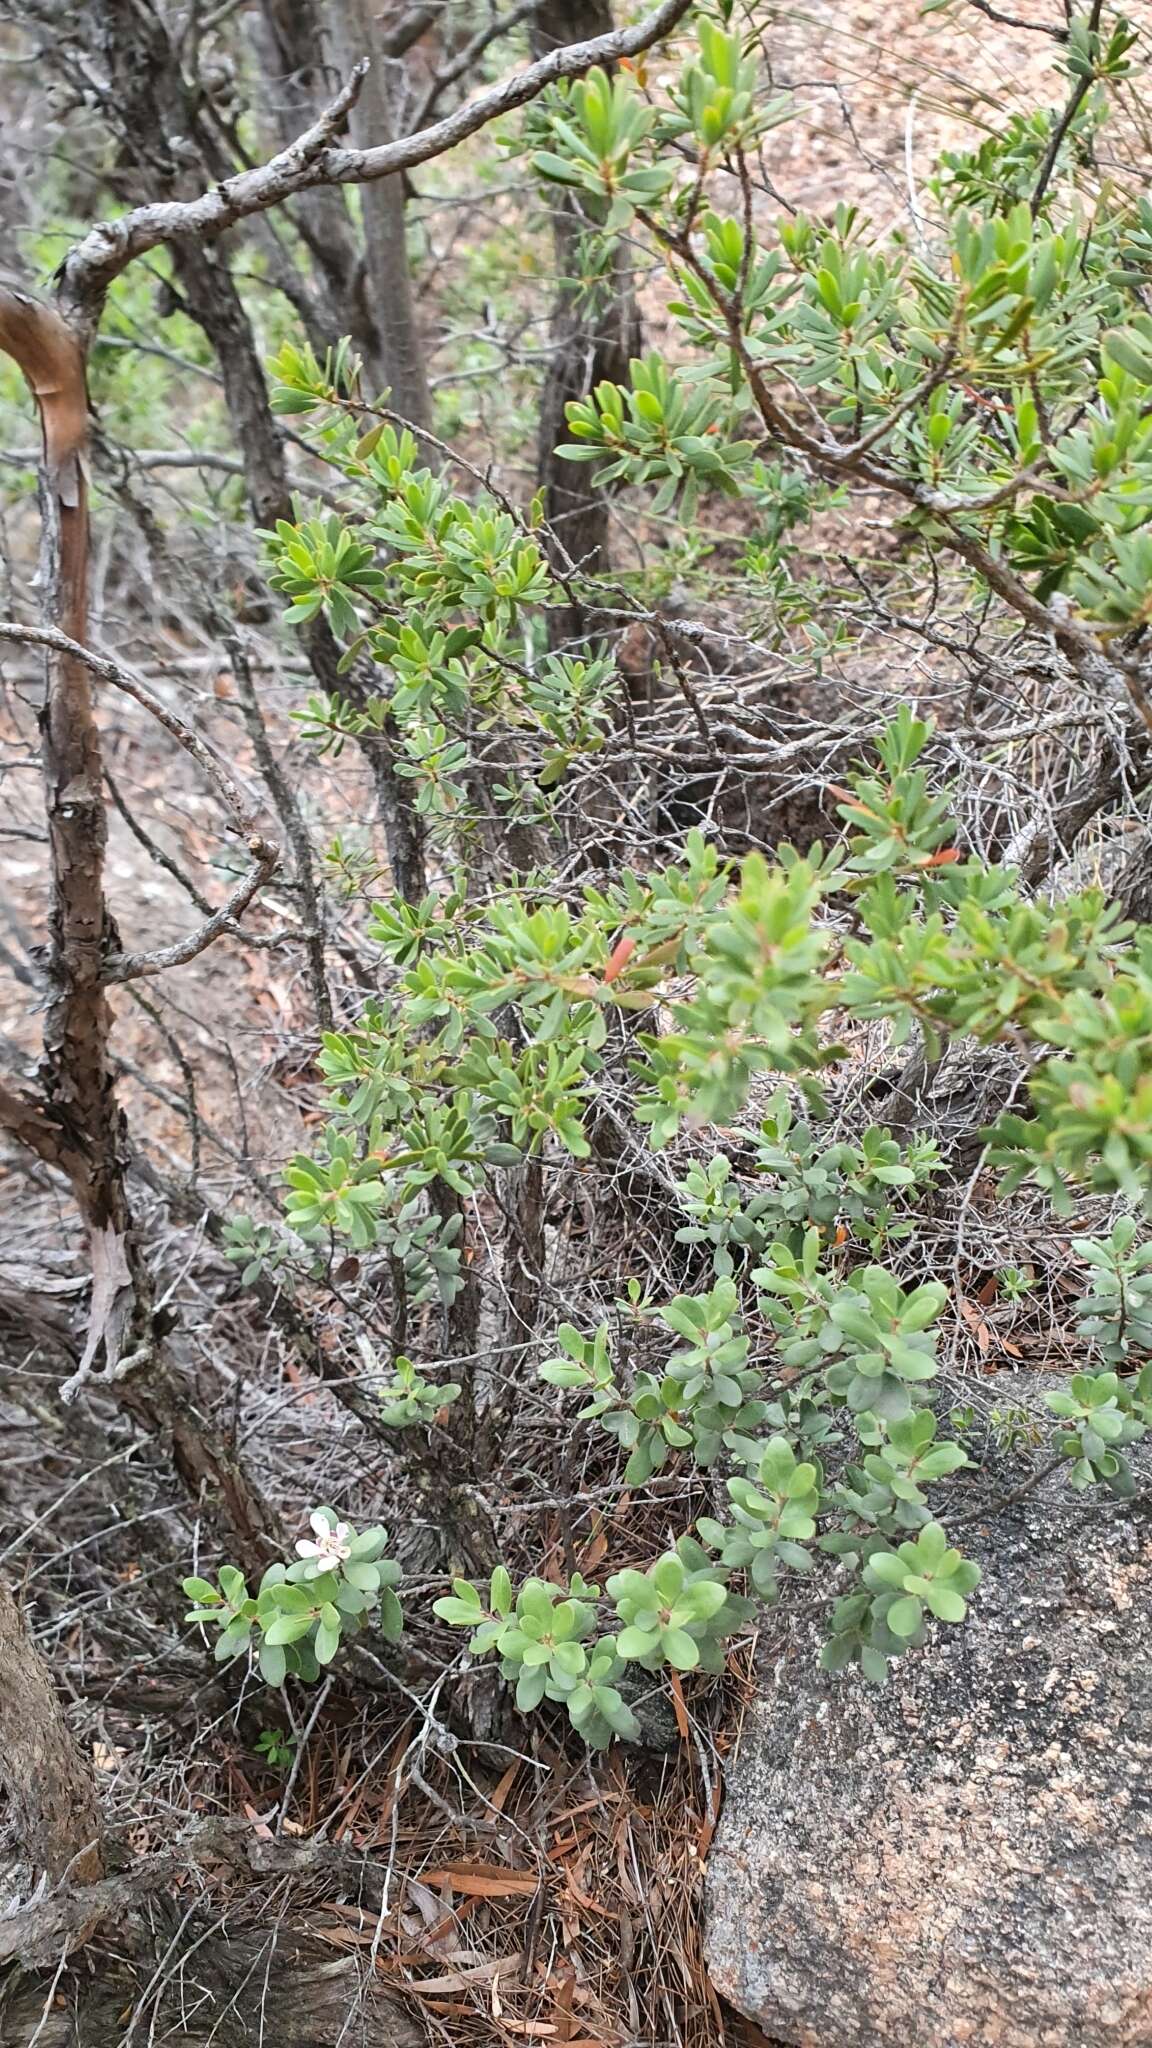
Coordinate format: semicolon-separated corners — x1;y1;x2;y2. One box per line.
705;1387;1152;2047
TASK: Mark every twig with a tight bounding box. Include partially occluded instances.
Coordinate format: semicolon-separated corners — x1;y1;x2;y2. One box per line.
959;0;1068;37
275;1675;334;1837
105;766;216;918
1031;0;1103;214
229;634;333;1033
107;853;279;982
412;0;542;126
0;621;281;979
951;1454;1067;1528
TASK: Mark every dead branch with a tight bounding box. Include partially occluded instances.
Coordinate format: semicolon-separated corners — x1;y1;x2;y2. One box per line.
106;854;280;981
0;621;281;982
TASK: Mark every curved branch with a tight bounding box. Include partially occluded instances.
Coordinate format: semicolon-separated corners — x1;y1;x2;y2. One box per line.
0;622;275;844
107;849;279;982
56;0;695;324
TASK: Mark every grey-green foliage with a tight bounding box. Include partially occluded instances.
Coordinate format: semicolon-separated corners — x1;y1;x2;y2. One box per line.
379;1202;464;1311
539;1233;984;1683
754;1230;947;1422
224;1192;461;1313
255;1726;297;1770
374;1348;462;1428
1046;1366;1152;1493
540;1278;768;1483
432;1570;633;1746
822;1522;982;1684
222;1215;296;1289
831;1408;971;1533
697;1435;821;1598
608;1541;750;1671
182;1510;402;1688
238;18;1152;1734
674;1099;942;1276
433;1540;753;1746
1073;1216;1152;1364
672;1153;781;1276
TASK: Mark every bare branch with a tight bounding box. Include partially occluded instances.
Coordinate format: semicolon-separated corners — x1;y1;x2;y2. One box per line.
957;0;1068;37
106;849;280;982
413;0;543;125
0;617;281;979
55;0;695;321
0;621;275;846
229;633;333;1031
1031;0;1103;213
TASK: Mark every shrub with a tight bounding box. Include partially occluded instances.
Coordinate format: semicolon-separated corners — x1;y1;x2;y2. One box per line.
188;6;1152;1743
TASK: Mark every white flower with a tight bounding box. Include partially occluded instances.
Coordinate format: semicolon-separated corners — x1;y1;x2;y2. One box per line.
295;1511;352;1572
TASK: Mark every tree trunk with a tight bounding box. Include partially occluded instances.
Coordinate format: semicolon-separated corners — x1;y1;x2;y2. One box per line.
331;0;432;435
0;1578;102;1886
0;1908;422;2045
0;287;156;1420
531;0;640;646
250;0;393;392
72;0;429;903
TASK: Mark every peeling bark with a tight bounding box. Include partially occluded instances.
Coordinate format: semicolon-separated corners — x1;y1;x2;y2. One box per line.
0;288;137;1343
0;294;276;1570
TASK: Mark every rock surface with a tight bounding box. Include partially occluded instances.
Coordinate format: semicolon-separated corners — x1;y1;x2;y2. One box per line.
705;1388;1152;2048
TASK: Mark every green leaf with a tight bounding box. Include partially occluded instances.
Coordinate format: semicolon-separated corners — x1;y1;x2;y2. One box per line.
259;1642;287;1687
264;1613;315;1646
315;1618;341;1664
434;1597;487;1626
866;1551;908;1587
923;1583;967;1623
540;1361;590;1387
1104;327;1152;384
886;1595;923;1638
662;1627;702;1670
516;1663;548;1710
343;1561;380;1592
615;1624;657;1660
379;1588;404;1641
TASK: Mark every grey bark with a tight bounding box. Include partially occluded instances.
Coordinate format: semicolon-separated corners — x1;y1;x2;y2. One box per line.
0;1909;423;2046
531;0;640;646
331;0;432;436
250;0;393;396
0;1579;102;1887
70;0;428;902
